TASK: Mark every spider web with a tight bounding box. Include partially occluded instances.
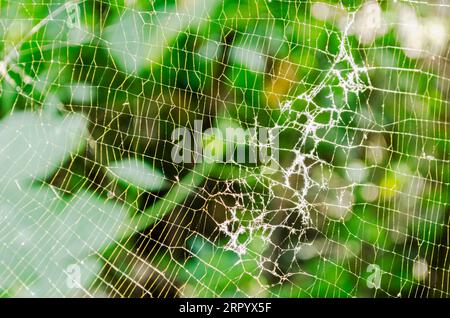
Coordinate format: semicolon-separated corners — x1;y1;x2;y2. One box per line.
0;0;449;298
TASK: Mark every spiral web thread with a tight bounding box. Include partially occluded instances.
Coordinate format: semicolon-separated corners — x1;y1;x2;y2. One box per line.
0;0;449;297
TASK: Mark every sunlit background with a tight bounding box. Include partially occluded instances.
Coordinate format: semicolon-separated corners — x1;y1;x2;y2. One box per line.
0;0;449;298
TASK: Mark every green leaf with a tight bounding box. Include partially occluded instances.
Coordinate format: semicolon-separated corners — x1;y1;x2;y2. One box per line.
107;158;168;191
0;111;87;182
0;111;128;296
0;184;129;297
180;234;268;297
105;0;221;74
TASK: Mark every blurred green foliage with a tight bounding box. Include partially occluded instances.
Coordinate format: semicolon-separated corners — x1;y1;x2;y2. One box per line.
0;0;448;297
